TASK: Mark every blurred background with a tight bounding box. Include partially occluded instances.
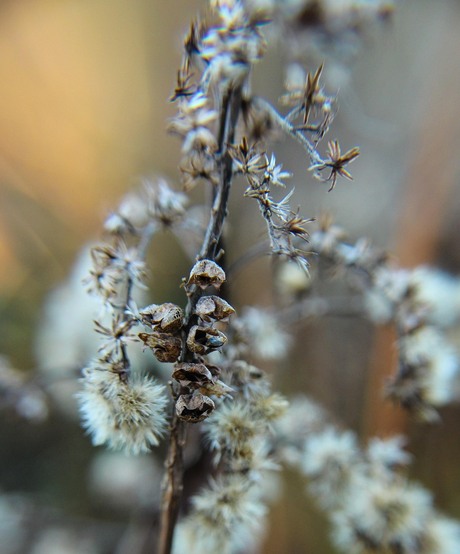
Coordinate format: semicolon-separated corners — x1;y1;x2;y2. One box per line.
1;0;460;552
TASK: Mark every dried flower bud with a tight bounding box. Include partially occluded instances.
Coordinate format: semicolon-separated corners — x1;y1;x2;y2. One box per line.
172;362;214;388
139;332;182;363
176;392;215;422
139;303;184;333
195;295;235;322
187;325;227;355
186;259;226;290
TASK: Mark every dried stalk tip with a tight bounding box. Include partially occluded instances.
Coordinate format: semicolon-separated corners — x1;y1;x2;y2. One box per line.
176;393;215;423
195;295;235;322
187;325;227;355
139;332;182;363
186;259;226;290
139;303;184;333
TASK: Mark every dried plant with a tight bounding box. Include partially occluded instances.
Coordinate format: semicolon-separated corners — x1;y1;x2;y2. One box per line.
6;1;460;554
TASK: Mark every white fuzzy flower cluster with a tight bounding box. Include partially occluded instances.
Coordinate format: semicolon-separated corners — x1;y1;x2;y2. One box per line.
363;265;460;419
174;358;287;553
364;266;460;328
275;396;460;554
78;361;168;455
308;219;460;420
173;475;267;554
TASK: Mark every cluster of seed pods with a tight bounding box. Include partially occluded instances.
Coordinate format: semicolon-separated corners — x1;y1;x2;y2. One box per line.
139;259;235;422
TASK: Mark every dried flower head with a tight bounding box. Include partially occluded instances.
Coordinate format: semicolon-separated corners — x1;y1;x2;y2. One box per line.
187;325;228;355
176;392;215;423
78;369;168;455
186;259;226;290
195;296;235;322
139;331;182;363
172;362;215;389
138;303;184;333
310;140;360;191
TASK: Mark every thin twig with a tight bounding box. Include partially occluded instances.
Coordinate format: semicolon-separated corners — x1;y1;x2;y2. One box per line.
253;97;323;165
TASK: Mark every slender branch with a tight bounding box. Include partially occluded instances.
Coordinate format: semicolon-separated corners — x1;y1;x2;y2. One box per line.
157;406;187;554
253;96;323;165
157;84;242;554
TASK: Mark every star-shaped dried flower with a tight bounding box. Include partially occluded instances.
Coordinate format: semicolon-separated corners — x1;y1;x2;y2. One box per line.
310;140;360;191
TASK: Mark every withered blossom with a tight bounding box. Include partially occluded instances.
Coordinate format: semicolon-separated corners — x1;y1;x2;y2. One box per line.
194;295;235;322
186;325;227;355
176;392;215;423
185;259;226;290
139;331;182;363
310;140;360;191
138;303;184;333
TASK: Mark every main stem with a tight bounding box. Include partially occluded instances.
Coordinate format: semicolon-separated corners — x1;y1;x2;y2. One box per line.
157;84;242;554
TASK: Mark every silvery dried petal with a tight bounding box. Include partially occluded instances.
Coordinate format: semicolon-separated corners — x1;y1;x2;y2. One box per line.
139;332;182;363
195;295;235;322
139;303;184;333
187;325;227;355
176;393;215;422
172;362;214;387
186;260;226;290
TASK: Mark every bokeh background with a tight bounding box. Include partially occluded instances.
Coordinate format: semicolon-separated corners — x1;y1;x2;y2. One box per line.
1;0;460;552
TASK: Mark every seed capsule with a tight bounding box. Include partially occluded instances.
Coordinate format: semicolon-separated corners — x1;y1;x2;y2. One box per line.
139;332;182;363
176;393;215;423
138;303;184;333
172;362;214;388
186;325;227;355
195;295;235;322
186;259;226;290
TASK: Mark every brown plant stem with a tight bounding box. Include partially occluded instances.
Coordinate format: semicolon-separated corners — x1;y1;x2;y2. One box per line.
157;84;242;554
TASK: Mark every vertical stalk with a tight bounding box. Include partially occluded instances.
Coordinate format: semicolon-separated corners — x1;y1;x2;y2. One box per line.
157;84;242;554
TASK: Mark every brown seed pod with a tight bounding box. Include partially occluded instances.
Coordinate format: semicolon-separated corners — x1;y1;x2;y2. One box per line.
186;259;226;290
195;295;235;322
186;325;227;355
172;362;214;388
176;393;215;423
138;303;184;333
139;332;182;363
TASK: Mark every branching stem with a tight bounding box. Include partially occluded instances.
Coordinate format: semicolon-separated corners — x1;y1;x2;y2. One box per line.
157;84;242;554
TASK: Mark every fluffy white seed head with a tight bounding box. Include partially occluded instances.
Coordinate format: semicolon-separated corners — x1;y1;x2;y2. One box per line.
78;368;168;455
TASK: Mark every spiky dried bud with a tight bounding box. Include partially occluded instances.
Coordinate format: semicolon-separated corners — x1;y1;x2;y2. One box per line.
186;259;226;290
195;295;235;322
172;362;214;388
138;303;184;333
139;332;182;363
187;325;227;355
176;392;215;423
